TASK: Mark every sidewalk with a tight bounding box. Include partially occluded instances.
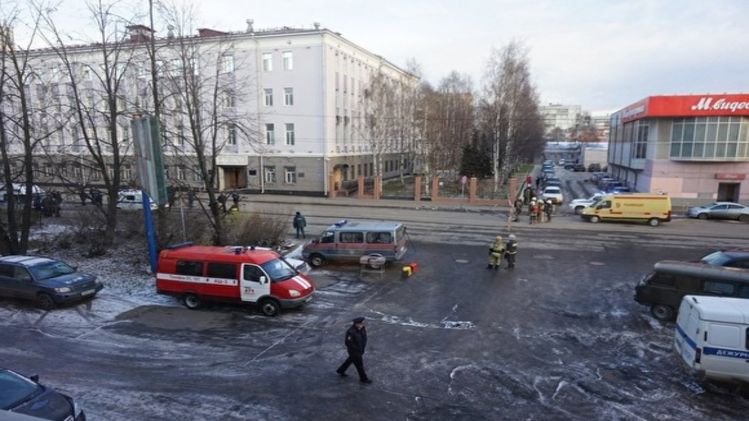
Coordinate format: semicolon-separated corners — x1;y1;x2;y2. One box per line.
240;193;510;213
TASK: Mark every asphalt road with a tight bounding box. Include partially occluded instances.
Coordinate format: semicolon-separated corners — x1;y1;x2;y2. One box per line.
2;178;749;420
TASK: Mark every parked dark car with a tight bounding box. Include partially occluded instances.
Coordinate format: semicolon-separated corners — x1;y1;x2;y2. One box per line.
700;250;749;269
573;164;586;172
0;369;85;420
587;163;602;172
0;256;102;310
563;164;575;170
635;260;749;320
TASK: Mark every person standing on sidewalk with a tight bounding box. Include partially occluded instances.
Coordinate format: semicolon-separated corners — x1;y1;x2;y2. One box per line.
336;317;372;384
293;211;307;239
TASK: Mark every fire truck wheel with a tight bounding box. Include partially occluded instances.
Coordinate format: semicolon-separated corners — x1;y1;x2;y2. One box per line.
183;294;202;310
260;298;280;317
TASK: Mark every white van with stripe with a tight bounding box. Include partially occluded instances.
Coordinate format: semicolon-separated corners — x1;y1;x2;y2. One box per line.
156;243;315;316
674;295;749;383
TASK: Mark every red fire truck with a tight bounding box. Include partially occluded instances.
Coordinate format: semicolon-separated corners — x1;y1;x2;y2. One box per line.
156;244;315;316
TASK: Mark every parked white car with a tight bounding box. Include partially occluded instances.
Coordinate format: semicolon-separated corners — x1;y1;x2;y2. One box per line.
568;193;604;214
542;186;564;204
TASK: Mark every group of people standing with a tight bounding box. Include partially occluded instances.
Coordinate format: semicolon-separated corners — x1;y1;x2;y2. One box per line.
487;234;519;270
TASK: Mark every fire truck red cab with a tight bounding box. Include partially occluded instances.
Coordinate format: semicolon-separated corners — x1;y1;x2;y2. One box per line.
156;244;315;316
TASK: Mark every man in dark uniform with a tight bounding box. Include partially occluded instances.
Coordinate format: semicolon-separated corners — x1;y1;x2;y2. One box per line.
336;316;372;384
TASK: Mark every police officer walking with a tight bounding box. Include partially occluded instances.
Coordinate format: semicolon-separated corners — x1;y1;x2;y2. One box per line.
505;234;518;269
336;317;372;384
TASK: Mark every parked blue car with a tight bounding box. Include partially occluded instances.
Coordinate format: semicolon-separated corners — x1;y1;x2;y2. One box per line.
0;256;103;310
0;368;85;420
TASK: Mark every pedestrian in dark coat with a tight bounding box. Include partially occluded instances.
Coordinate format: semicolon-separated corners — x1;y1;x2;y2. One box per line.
217;192;227;213
336;317;372;383
293;211;307;239
231;191;240;206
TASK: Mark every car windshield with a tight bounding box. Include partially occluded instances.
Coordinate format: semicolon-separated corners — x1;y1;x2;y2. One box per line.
701;251;732;266
28;260;76;280
545;187;560;193
0;370;41;409
260;258;297;283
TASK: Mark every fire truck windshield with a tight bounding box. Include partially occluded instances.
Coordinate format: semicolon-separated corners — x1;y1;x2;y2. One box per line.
261;258;296;282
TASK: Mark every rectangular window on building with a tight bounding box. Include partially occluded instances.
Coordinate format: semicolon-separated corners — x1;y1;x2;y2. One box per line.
335;72;339;91
635;124;648;159
284;88;294;106
264;166;276;183
227;124;237;145
221;55;234;73
177;166;186;181
264;88;273;107
284;167;296;184
285;123;295;145
283;51;293;70
262;53;273;72
122;165;132;180
265;123;275;145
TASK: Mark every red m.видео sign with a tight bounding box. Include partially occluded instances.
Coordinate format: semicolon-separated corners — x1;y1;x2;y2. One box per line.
620;94;749;123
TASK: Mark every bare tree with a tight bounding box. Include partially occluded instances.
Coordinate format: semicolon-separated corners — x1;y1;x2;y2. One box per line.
156;1;258;245
481;41;544;191
40;0;140;246
360;67;396;179
0;8;48;254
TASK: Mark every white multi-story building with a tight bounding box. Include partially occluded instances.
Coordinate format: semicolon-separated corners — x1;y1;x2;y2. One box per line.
1;23;417;195
539;103;582;137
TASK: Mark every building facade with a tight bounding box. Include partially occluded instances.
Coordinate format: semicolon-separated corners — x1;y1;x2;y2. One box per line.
608;94;749;201
540;103;582;138
1;24;417;196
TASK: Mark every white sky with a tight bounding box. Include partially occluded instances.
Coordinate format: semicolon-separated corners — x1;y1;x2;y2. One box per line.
9;0;749;113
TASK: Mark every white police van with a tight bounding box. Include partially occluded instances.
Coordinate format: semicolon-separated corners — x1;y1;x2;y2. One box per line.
674;295;749;383
117;189;159;210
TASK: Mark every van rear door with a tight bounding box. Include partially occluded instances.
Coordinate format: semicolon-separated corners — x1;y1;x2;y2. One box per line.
675;298;700;367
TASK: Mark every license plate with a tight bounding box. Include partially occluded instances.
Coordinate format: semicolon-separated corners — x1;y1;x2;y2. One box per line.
81;289;95;296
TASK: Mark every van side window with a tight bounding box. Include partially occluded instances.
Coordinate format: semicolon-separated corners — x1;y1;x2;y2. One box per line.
703;280;735;295
708;324;740;348
243;265;266;282
207;263;236;279
340;232;364;243
739;286;749;298
176;260;203;276
651;273;675;286
366;232;392;244
598;200;612;209
320;231;335;243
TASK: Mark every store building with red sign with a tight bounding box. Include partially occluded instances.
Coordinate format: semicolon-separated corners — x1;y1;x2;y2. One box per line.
608;94;749;202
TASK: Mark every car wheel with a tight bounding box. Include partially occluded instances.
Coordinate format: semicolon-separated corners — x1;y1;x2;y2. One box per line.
648;218;660;227
589;215;600;223
183;294;201;310
651;304;674;321
574;206;585;215
739;215;749;223
697;213;708;220
36;293;55;310
259;298;280;317
309;254;325;267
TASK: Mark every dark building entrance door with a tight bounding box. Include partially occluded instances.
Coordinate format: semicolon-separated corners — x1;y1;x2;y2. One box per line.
717;182;740;202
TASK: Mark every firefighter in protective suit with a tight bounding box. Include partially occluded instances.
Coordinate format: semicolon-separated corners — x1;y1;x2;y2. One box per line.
505;234;518;269
487;235;505;270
